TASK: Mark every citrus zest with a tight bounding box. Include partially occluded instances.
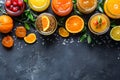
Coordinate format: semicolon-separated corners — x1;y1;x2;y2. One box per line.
59;27;69;37
42;16;50;31
24;33;37;44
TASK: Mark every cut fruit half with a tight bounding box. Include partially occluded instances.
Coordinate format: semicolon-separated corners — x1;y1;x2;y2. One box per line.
59;27;69;37
24;33;37;44
42;15;50;31
65;15;84;33
110;26;120;41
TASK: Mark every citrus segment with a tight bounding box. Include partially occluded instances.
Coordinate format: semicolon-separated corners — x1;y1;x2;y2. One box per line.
41;16;50;31
110;26;120;41
24;33;37;44
65;15;84;33
59;27;69;37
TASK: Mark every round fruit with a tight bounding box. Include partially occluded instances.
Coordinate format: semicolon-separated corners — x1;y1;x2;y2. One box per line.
24;33;37;44
51;0;73;16
41;16;50;31
28;0;50;12
2;35;14;48
65;15;84;33
13;1;18;6
6;0;11;7
12;6;19;12
15;26;27;38
18;0;23;6
59;27;69;37
110;26;120;41
104;0;120;19
0;15;13;33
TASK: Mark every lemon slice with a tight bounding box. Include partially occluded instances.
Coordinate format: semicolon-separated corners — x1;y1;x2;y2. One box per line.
24;33;37;44
28;0;50;12
110;26;120;41
42;16;50;31
59;27;69;37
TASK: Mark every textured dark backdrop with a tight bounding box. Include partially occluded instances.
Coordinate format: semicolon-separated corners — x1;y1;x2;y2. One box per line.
0;0;120;80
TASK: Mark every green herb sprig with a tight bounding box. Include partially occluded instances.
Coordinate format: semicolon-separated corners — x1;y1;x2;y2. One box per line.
97;0;105;13
79;23;92;44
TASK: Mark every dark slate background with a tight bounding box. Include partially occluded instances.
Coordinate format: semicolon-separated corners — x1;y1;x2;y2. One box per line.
0;0;120;80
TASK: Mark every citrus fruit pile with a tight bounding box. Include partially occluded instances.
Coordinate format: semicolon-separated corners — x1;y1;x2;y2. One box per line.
1;0;120;48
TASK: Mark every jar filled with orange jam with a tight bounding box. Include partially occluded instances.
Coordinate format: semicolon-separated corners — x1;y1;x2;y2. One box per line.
51;0;73;16
77;0;97;14
88;13;110;35
104;0;120;19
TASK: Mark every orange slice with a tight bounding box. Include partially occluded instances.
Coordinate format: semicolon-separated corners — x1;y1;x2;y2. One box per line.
24;33;37;44
110;26;120;41
65;15;84;33
42;16;50;31
59;27;69;37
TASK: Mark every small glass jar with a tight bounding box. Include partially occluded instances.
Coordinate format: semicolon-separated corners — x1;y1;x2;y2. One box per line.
77;0;97;14
104;0;120;19
88;13;110;35
4;0;25;16
51;0;73;16
28;0;50;12
35;13;57;35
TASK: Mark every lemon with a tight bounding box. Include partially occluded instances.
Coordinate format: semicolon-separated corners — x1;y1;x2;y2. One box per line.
28;0;50;12
110;26;120;41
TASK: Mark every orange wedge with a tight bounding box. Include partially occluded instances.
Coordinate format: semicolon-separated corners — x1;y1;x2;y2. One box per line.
42;16;50;31
59;27;69;37
65;15;84;33
24;33;37;44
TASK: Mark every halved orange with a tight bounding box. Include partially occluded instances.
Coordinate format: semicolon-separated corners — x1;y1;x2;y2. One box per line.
42;16;50;31
24;33;37;44
104;0;120;19
65;15;84;33
110;26;120;41
58;27;69;37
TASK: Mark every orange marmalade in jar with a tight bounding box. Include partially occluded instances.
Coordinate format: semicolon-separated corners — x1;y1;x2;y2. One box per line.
51;0;73;16
77;0;97;14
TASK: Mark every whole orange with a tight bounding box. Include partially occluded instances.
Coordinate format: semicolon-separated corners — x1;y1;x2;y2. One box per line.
0;15;13;33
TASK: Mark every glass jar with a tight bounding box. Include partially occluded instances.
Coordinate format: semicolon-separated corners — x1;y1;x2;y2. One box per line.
51;0;73;16
77;0;97;14
28;0;50;12
88;13;110;35
35;13;57;35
